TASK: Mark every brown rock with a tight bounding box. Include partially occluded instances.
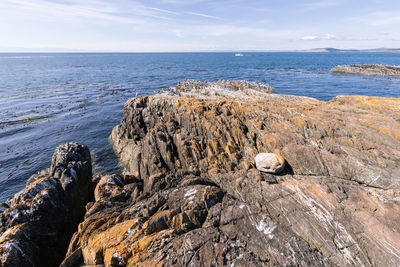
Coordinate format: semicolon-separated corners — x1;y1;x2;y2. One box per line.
111;81;400;190
107;80;400;266
64;172;331;266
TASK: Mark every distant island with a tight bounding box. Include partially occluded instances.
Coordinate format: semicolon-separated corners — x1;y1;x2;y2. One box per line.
297;47;400;53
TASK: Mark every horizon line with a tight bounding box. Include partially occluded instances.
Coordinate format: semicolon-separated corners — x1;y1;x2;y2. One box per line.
1;48;400;54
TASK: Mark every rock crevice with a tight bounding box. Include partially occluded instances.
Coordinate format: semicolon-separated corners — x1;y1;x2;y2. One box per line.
0;142;94;267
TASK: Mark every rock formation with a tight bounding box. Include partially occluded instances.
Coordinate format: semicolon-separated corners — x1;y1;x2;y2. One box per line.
0;142;93;267
62;173;332;266
105;80;400;266
331;64;400;76
2;80;400;266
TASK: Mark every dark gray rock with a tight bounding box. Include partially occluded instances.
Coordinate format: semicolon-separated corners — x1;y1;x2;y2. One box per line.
331;64;400;76
0;142;93;267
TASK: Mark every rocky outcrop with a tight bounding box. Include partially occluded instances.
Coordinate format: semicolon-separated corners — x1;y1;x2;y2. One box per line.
2;80;398;266
107;80;400;266
331;64;400;76
162;79;275;96
210;170;400;267
63;173;332;266
0;142;93;267
112;81;400;190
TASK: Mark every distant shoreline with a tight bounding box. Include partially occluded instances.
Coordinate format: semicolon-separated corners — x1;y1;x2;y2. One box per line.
296;48;400;53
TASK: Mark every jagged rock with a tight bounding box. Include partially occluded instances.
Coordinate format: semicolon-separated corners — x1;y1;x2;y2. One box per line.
111;82;400;190
331;64;400;76
157;80;275;98
63;173;332;266
0;142;93;267
255;153;285;174
108;80;400;266
210;169;400;267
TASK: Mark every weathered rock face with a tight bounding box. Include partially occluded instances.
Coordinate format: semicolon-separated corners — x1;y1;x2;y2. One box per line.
331;64;400;76
210;170;400;267
63;173;332;266
0;142;93;267
108;80;400;266
112;82;400;190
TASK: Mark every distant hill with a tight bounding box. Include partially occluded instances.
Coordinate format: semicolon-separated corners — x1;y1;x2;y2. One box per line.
297;48;400;53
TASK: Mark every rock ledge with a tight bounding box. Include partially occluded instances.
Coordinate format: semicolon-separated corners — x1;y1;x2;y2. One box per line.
108;80;400;266
331;64;400;76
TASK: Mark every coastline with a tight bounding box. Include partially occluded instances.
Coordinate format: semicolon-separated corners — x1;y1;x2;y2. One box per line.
2;52;400;204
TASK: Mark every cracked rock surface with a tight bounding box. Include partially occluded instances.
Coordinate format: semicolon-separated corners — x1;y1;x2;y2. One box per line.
63;173;332;266
0;142;93;267
105;80;400;266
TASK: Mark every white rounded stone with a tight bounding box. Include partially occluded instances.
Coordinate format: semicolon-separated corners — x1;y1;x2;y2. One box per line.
255;153;286;174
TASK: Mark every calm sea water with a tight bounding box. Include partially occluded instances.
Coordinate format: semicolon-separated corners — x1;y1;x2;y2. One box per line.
1;52;399;201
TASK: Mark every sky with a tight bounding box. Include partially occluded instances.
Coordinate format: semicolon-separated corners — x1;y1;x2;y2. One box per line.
0;0;399;52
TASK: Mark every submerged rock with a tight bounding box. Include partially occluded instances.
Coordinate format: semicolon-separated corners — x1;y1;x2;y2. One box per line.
255;153;285;174
108;80;400;266
0;142;93;267
331;64;400;76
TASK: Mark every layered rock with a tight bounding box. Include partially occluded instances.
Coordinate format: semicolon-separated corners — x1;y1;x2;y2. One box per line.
0;142;93;267
107;80;400;266
211;170;400;267
63;173;332;266
112;81;399;190
331;64;400;76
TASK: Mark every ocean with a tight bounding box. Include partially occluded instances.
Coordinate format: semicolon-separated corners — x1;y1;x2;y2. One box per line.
1;52;399;201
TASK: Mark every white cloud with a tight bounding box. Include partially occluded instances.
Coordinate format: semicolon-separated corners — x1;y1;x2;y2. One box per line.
183;24;293;38
301;34;337;41
0;0;146;24
300;34;381;42
300;0;343;12
172;30;184;38
55;40;223;52
0;0;222;25
353;12;400;26
143;6;179;15
157;0;209;4
184;11;222;20
1;0;398;52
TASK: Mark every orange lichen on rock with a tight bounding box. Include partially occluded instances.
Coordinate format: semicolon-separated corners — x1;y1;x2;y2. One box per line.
102;80;400;266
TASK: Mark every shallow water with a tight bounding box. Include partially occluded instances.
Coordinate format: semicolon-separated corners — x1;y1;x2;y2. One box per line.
1;52;399;201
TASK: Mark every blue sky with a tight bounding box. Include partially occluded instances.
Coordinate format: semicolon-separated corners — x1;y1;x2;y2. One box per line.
0;0;399;52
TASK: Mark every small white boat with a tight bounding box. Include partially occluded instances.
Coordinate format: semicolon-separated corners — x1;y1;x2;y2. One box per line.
235;53;244;57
